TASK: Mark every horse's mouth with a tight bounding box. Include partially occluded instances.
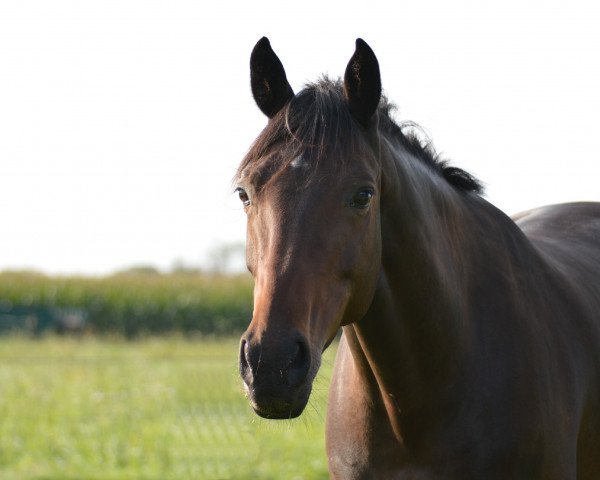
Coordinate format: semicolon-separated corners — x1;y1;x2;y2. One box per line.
251;401;306;419
239;334;323;420
246;383;312;420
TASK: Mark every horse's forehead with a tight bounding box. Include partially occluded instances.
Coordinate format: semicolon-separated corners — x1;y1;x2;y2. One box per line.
290;154;309;170
240;141;379;195
240;151;318;188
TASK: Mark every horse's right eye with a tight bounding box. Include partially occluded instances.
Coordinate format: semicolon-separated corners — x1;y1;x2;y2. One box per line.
350;188;374;209
236;188;250;207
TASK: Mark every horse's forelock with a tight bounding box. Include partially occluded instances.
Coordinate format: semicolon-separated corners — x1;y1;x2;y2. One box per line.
237;77;483;195
236;78;367;189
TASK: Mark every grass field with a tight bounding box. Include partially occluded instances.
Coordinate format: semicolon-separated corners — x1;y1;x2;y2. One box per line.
0;336;337;480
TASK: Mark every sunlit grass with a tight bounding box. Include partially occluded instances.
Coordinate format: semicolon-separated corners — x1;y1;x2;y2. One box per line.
0;336;336;480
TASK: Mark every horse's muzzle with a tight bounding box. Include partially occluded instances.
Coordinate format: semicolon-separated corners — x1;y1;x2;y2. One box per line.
239;331;312;419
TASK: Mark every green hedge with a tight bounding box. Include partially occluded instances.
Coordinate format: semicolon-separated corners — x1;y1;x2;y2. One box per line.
0;271;254;337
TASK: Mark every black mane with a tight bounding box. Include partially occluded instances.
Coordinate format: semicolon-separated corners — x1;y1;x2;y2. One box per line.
377;103;483;194
239;78;483;195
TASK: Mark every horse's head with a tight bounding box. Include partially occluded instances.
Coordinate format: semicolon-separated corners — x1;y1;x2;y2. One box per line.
237;38;383;419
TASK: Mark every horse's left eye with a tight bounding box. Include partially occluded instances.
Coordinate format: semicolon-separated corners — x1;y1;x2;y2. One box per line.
350;189;374;209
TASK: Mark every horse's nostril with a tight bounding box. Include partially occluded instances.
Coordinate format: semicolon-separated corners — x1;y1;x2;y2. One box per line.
288;340;310;386
289;342;304;368
239;334;310;388
239;339;250;379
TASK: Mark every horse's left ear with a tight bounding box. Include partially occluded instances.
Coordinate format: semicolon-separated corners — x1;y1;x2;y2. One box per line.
344;39;381;128
250;37;294;118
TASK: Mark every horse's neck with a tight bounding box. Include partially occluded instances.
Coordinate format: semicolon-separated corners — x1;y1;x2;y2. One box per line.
347;139;531;439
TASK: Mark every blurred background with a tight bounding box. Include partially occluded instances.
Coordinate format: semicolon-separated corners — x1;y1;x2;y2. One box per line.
1;0;599;478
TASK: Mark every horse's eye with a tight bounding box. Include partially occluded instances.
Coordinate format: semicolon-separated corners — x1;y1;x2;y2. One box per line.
236;188;250;207
350;189;374;209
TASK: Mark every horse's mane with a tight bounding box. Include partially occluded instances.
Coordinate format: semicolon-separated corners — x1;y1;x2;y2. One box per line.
238;77;483;195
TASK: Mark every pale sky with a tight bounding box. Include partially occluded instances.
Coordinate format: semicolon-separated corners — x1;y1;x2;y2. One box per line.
1;0;599;275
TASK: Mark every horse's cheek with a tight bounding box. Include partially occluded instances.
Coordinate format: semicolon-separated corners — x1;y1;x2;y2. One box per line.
341;213;382;325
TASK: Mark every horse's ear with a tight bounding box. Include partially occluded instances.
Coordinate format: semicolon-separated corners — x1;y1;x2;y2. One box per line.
250;37;294;118
344;38;381;127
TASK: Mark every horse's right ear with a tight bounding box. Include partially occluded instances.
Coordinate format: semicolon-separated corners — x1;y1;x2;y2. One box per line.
250;37;294;118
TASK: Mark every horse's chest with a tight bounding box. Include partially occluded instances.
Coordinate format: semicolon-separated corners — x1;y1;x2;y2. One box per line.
325;344;583;480
326;339;406;479
326;391;451;479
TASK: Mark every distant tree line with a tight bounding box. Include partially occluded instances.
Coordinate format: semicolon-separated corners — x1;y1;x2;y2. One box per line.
0;270;253;337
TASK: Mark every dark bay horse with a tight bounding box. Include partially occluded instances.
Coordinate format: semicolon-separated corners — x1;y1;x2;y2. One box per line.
236;37;600;479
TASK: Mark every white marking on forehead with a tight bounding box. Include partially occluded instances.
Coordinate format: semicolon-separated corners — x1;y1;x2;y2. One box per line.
290;155;309;169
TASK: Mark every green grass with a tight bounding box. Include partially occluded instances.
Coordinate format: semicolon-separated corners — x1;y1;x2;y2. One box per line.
0;336;336;479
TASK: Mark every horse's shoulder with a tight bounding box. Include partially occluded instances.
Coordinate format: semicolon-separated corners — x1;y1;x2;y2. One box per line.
512;202;600;275
513;202;600;240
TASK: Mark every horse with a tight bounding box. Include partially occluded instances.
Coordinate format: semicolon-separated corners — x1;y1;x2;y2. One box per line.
236;37;600;479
